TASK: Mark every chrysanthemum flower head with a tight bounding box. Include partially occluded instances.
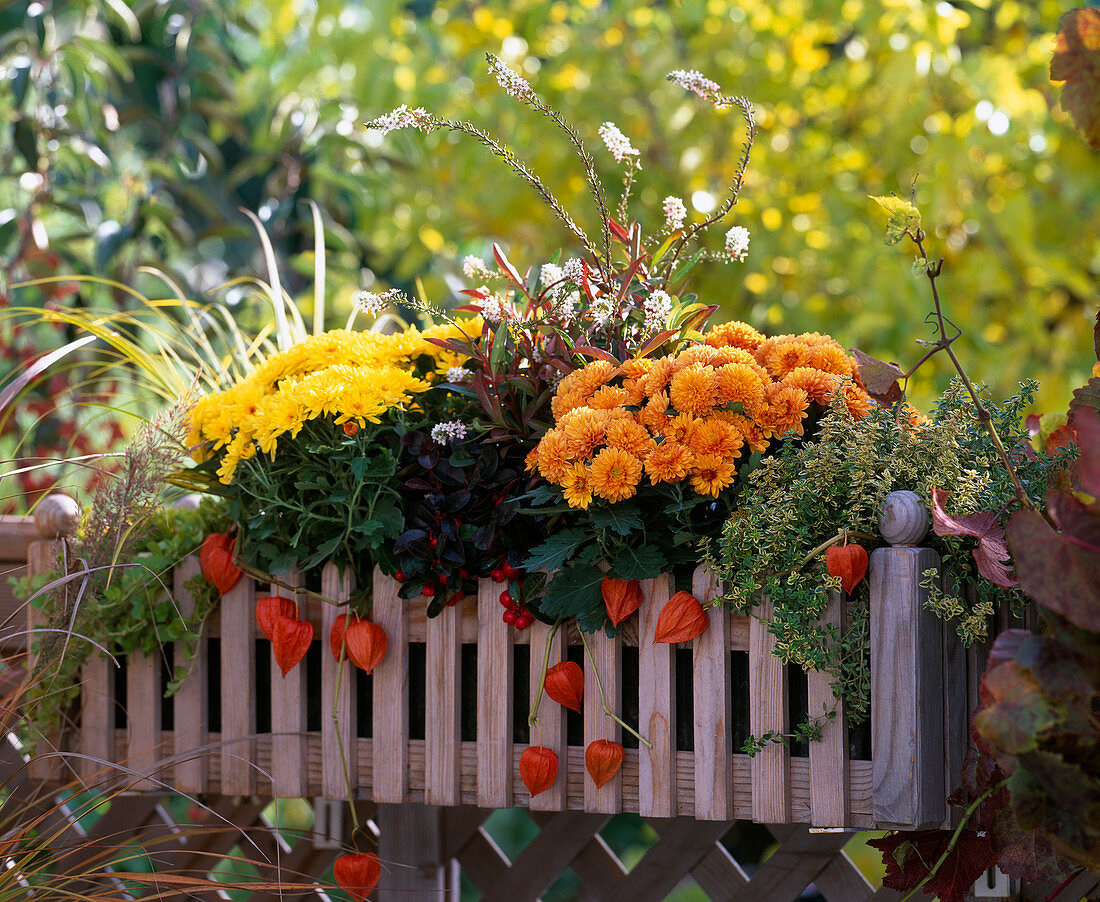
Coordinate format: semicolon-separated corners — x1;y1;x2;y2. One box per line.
705;320;765;352
783;366;839;405
690;453;737;497
536;428;572;482
605;417;653;459
561;462;595;509
645;441;695;484
764;337;812;380
807;343;855;377
669;363;717;416
688;417;744;460
759;383;810;437
589;446;643;503
714;363;767;415
661;412;698;446
560;406;611;460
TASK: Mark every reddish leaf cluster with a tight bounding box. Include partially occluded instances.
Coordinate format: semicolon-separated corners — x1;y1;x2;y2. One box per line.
868;828;996;902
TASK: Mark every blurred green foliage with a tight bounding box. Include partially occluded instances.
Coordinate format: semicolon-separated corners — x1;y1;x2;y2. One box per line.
2;0;1096;435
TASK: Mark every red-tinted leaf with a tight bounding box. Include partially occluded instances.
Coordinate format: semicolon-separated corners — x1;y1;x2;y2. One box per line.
333;851;381;901
607;217;632;243
986;628;1031;673
973;661;1057;760
634;331;678;359
459;287;489;299
653;590;709;643
519;746;558;796
868;829;996;902
825;543;869;594
931;488;1017;588
852;349;904;405
1069;405;1100;498
1006;495;1100;631
585;739;624;788
492;242;525;289
1051;9;1100;150
573;345;622;365
544;661;584;712
989;800;1077;886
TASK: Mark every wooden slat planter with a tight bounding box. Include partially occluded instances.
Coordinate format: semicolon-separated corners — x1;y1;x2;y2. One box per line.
23;492;962;831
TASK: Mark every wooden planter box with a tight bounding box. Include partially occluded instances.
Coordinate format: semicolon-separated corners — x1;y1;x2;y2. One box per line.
25;494;965;832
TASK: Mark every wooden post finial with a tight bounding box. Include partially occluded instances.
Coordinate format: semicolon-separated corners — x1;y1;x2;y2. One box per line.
33;493;80;539
878;490;928;546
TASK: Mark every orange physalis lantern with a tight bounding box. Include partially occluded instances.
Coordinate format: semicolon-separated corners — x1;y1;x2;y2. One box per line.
585;739;624;788
519;746;559;797
826;543;869;595
544;661;584;713
602;577;642;626
653;590;709;644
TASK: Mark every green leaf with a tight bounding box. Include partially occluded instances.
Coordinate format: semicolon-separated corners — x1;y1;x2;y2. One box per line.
523;528;587;572
540;561;605;626
588;502;642;536
608;544;667;580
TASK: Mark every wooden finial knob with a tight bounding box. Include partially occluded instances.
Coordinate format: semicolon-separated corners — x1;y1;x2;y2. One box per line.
879;490;928;546
34;493;81;539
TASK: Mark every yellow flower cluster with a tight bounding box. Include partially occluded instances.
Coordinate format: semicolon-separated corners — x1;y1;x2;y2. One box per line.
189;318;480;484
531;321;870;508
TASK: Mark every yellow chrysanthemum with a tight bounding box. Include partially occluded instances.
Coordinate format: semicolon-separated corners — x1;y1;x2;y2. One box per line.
560;406;611;460
537;428;572;483
669;363;717;416
690;453;737;497
561;462;595;509
688;418;744;460
589;446;643;503
605;417;654;459
661;413;698;446
254;392;307;456
759;384;810;437
714;363;767;414
783;366;839;405
645;441;695;483
763;338;812;380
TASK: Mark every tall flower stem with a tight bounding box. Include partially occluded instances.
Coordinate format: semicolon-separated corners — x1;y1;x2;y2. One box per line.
527;617;562;728
580;632;651;749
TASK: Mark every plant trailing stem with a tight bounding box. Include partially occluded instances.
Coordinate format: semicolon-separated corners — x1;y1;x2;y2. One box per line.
331;638;360;834
580;632;651;749
528;617;562;728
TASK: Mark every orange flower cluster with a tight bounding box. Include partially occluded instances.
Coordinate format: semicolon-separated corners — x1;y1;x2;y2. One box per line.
530;321;870;509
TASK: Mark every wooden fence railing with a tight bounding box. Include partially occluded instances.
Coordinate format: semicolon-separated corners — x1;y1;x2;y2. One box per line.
23;491;962;832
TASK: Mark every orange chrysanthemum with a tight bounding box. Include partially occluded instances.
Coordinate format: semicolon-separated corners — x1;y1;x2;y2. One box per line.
561;462;595;509
690;453;737;497
705;320;765;351
606;418;654;458
574;360;619;396
640;357;677;397
589;446;643;502
727;414;771;454
537;428;572;482
714;363;767;414
525;445;541;474
645;441;695;483
669;363;717;416
783;366;838;405
842;382;871;420
688;418;744;460
676;345;723;367
763;338;812;380
641;392;670;432
561;407;611;460
661;413;698;446
551;386;587;419
588;385;629;410
620;358;653;382
807;344;854;378
760;384;810;437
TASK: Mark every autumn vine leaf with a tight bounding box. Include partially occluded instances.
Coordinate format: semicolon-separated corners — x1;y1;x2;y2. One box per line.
930;487;1017;589
1051;8;1100;150
868;828;996;902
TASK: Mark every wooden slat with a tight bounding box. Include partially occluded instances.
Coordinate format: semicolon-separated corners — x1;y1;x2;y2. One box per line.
321;563;356;800
604;817;731;902
80;654;115;783
583;627;622;813
270;568;307;798
372;566;408;803
808;589;849;827
692;565;733;821
750;595;791;823
453;826;511;890
26;539;63;783
127;651;161;791
870;546;945;829
528;618;567;811
748;824;853;899
638;574;675;818
813;849;877;902
172;556;207;793
477;577;513;809
942;574;969;829
689;841;750;900
425;599;461;806
219;573;255;794
480;810;611;902
376;803;452;900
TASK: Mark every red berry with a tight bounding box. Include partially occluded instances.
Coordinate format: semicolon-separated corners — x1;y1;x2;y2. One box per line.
502;609;516;624
491;569;505;583
499;590;513;608
452;591;465;603
422;585;436;598
439;573;448;584
459;569;469;579
394;570;405;582
514;613;533;630
447;597;457;606
502;563;520;578
429;535;438;548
